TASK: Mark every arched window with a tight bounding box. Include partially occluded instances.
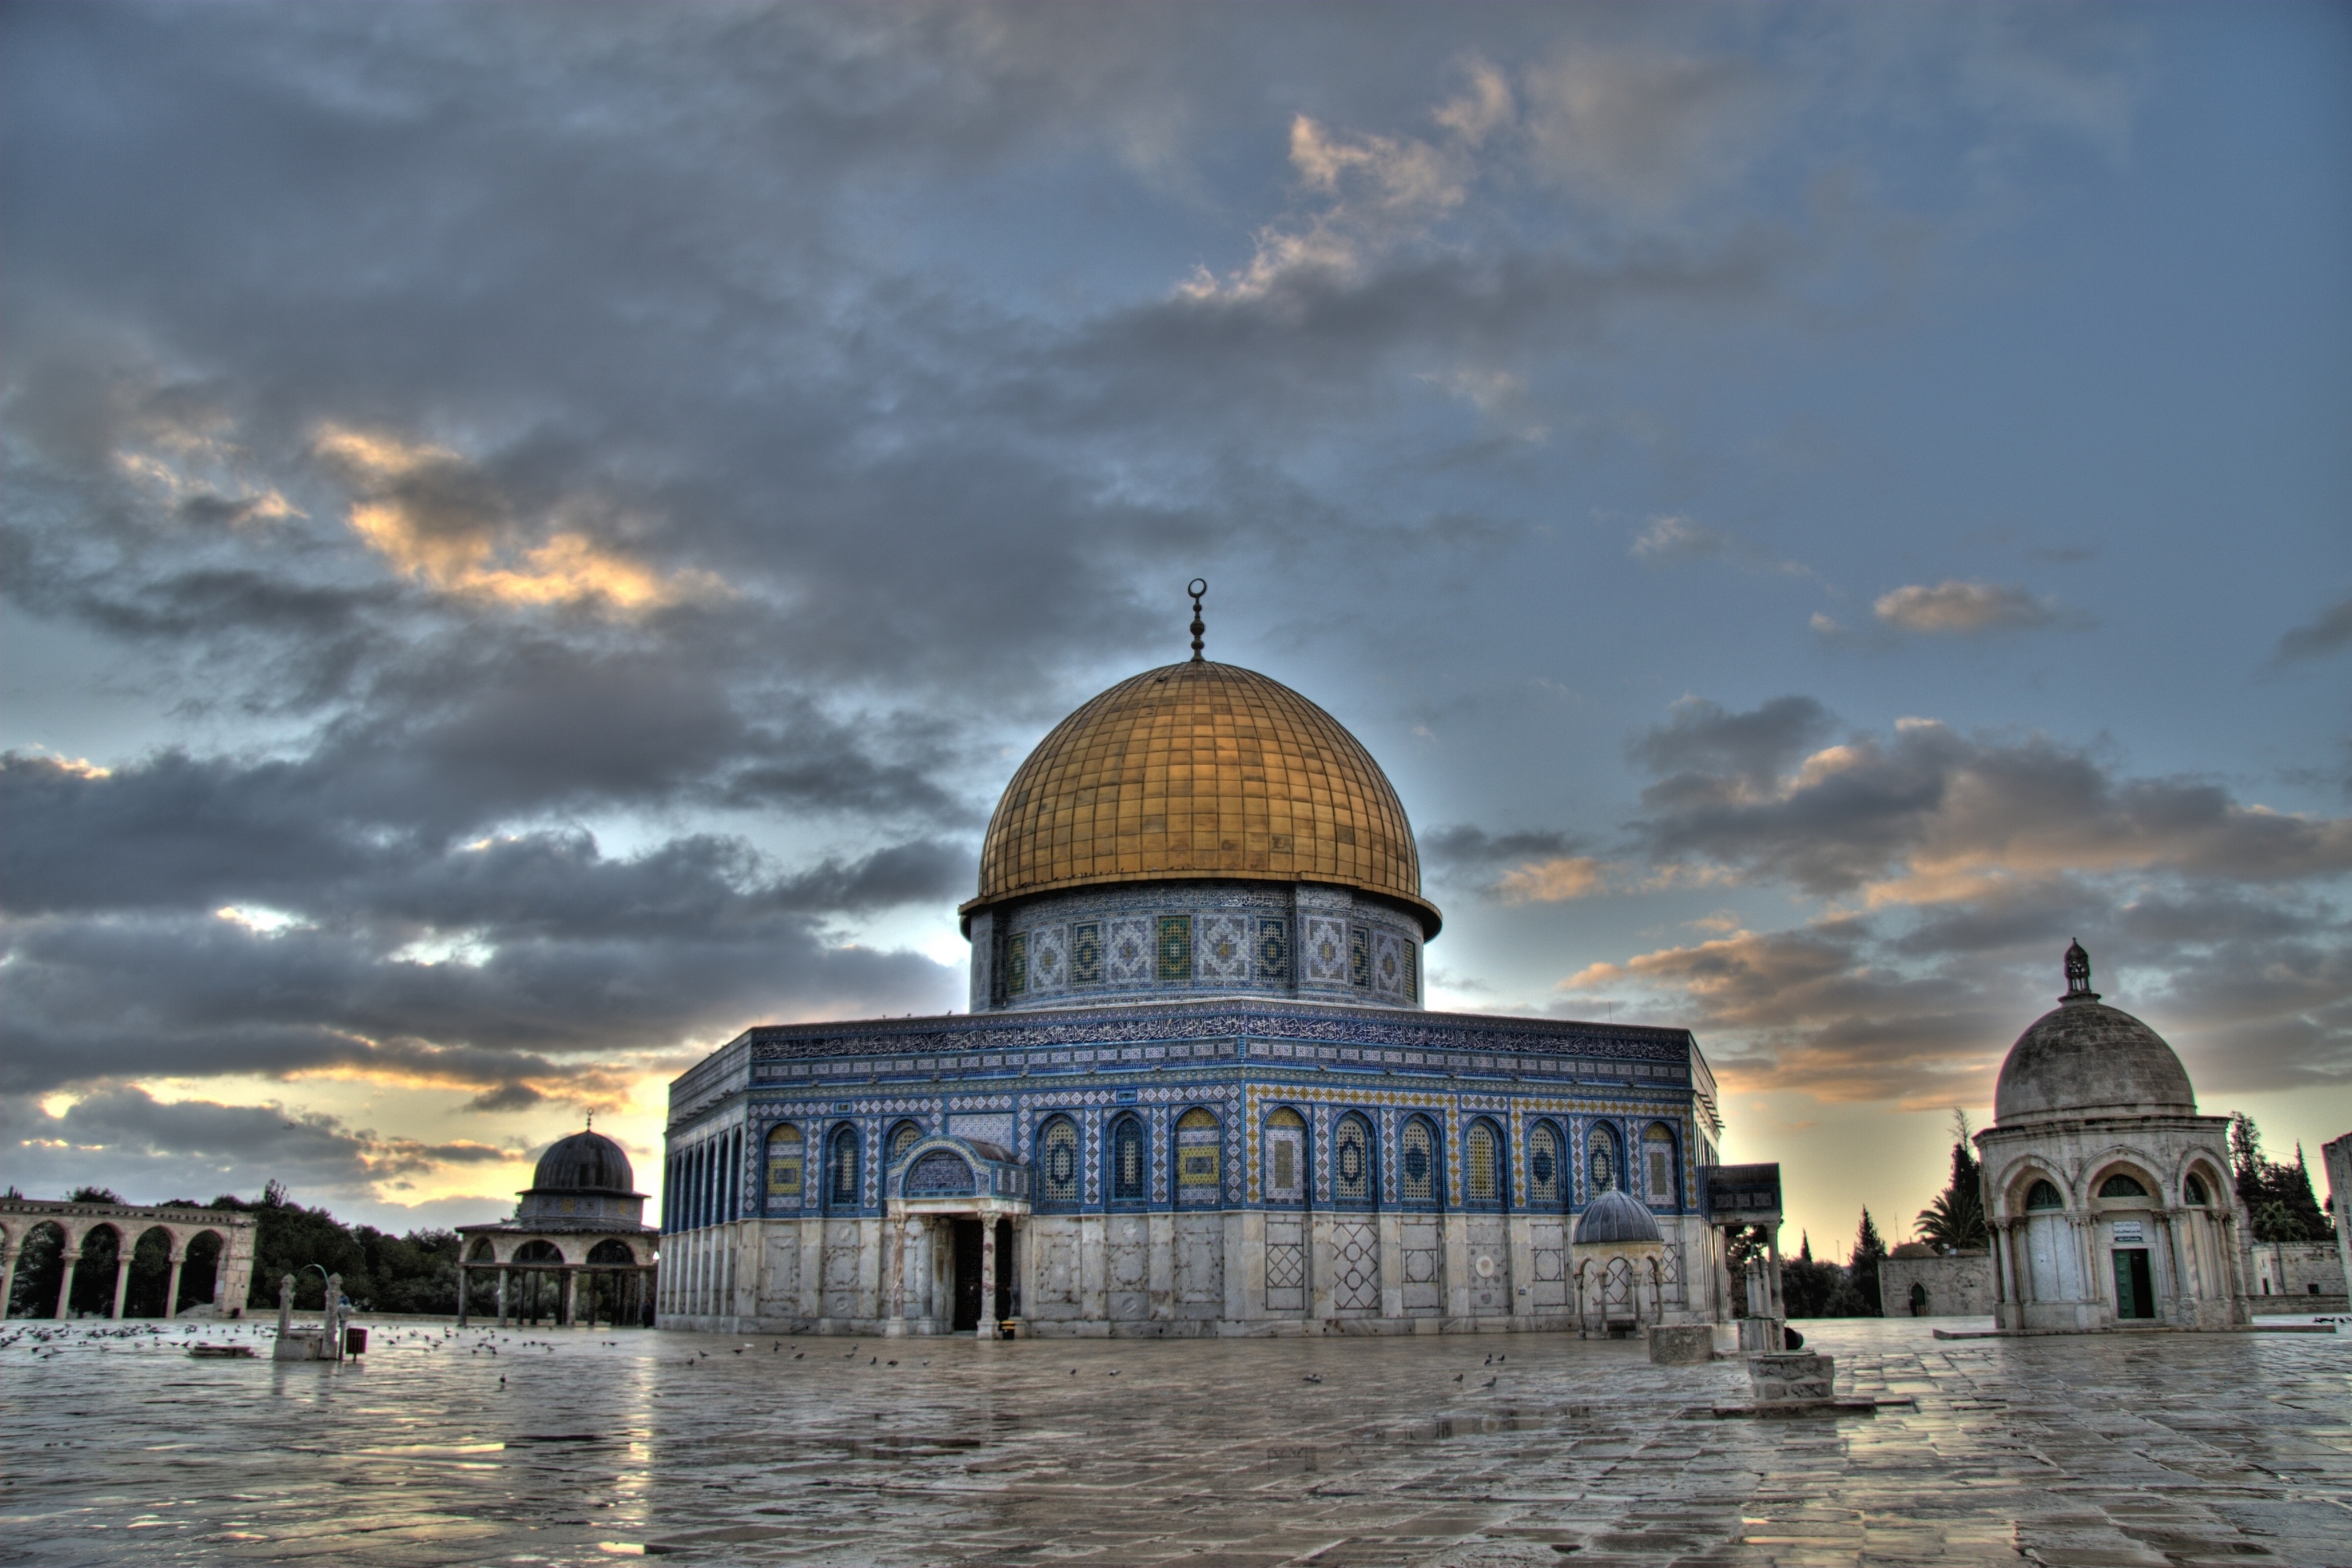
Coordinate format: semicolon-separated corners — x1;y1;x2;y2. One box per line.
765;1123;804;1207
1333;1112;1375;1206
586;1239;637;1265
2024;1178;2064;1210
2097;1173;2149;1200
2183;1172;2209;1207
886;1120;924;1167
1643;1123;1678;1206
1399;1116;1439;1205
1587;1123;1623;1195
1526;1120;1563;1210
1036;1116;1080;1208
826;1125;860;1210
1264;1107;1308;1204
1171;1109;1223;1213
1109;1114;1146;1203
1176;1109;1220;1204
1464;1119;1503;1208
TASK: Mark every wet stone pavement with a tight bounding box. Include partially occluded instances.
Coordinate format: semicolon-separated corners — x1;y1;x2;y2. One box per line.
2;1316;2347;1566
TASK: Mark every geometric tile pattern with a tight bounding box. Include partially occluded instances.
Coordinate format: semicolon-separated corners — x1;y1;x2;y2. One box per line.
1196;913;1248;982
1105;919;1151;986
1304;917;1348;983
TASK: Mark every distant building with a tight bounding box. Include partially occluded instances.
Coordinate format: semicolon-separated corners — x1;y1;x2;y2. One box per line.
1976;942;2252;1331
659;603;1763;1337
2327;1134;2352;1312
1880;1245;1993;1318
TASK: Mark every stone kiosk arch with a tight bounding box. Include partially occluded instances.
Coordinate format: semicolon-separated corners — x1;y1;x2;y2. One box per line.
0;1198;256;1320
880;1135;1032;1340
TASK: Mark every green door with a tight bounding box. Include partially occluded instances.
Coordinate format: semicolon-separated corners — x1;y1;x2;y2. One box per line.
2111;1248;2154;1319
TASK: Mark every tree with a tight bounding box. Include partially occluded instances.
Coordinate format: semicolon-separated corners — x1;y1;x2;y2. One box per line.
1916;1109;1989;1253
66;1185;122;1204
1849;1208;1887;1316
2230;1115;2334;1242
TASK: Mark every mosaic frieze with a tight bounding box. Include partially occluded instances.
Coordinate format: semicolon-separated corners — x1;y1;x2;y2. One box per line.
1196;913;1249;983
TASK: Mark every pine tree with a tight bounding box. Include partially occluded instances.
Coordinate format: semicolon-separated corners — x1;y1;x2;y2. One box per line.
1849;1207;1887;1315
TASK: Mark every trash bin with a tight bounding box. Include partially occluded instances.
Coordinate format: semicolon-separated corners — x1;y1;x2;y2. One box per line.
343;1327;368;1356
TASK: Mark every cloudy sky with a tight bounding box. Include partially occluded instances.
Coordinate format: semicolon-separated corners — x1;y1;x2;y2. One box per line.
5;2;2347;1251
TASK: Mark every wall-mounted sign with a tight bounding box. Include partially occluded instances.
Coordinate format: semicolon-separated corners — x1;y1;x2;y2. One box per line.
2111;1220;2145;1243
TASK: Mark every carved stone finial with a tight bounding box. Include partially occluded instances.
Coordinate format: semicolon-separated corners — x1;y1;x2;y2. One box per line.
2062;938;2098;1003
1187;578;1207;662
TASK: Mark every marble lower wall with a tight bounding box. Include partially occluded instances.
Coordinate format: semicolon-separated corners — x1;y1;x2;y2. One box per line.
659;1213;1722;1337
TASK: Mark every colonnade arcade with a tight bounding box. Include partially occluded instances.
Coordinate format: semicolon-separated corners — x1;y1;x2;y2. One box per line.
0;1198;258;1320
456;1232;657;1328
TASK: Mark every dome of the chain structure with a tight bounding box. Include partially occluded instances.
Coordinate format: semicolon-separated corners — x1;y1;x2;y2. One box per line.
1994;999;2198;1127
1573;1188;1663;1246
528;1130;638;1196
965;659;1440;935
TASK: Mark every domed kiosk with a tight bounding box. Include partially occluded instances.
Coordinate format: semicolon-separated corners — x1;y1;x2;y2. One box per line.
1975;943;2252;1332
658;588;1732;1338
456;1128;659;1329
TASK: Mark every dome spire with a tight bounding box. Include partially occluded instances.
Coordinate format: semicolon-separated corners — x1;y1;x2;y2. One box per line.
2062;938;2099;1004
1187;578;1207;662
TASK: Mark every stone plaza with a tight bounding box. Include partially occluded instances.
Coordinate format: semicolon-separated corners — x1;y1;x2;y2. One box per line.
3;1314;2346;1566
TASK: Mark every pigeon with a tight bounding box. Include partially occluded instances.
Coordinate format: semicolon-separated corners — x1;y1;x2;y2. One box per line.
1484;1353;1493;1365
734;1348;745;1356
793;1352;804;1359
1482;1377;1497;1388
1452;1373;1464;1382
869;1356;877;1365
1302;1374;1323;1385
887;1359;898;1367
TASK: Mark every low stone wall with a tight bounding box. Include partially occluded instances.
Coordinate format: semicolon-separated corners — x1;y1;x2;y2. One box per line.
1880;1252;1993;1318
2249;1240;2345;1312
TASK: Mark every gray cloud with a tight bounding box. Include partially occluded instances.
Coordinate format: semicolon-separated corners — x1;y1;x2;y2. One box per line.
2273;593;2352;666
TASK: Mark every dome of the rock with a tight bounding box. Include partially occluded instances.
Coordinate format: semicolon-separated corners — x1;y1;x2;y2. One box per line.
964;659;1439;935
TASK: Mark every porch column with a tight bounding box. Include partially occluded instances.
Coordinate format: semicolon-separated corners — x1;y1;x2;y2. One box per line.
976;1217;996;1341
0;1243;15;1320
55;1248;78;1319
563;1268;578;1327
495;1267;510;1326
456;1265;470;1327
884;1216;907;1336
111;1255;133;1319
164;1254;187;1320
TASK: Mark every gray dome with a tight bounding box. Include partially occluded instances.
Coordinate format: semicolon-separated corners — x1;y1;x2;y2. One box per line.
528;1130;638;1196
1994;997;2196;1127
1574;1187;1662;1246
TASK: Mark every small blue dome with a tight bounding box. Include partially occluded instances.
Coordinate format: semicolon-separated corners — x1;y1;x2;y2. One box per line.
1574;1187;1662;1246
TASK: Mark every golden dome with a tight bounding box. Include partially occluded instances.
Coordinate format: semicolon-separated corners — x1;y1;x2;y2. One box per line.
965;660;1439;934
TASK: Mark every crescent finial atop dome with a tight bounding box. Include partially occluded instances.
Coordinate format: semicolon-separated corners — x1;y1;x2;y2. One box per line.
1187;577;1207;662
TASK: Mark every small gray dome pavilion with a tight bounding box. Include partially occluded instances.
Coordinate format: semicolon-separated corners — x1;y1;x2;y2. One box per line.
1574;1187;1663;1247
456;1127;659;1330
1975;942;2250;1332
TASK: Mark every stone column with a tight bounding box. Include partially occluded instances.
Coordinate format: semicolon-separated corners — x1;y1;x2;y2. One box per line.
495;1267;510;1327
976;1218;996;1341
456;1265;470;1327
883;1217;907;1337
1377;1212;1405;1321
164;1254;186;1321
562;1269;578;1327
0;1242;16;1321
1764;1231;1784;1322
111;1255;132;1319
277;1273;294;1338
55;1246;79;1319
1505;1214;1534;1322
1440;1212;1471;1320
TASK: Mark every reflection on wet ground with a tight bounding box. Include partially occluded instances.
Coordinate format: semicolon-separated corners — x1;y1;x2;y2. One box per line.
2;1316;2347;1565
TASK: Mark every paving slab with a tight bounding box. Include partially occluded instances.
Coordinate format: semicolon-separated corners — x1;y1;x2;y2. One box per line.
0;1317;2347;1565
